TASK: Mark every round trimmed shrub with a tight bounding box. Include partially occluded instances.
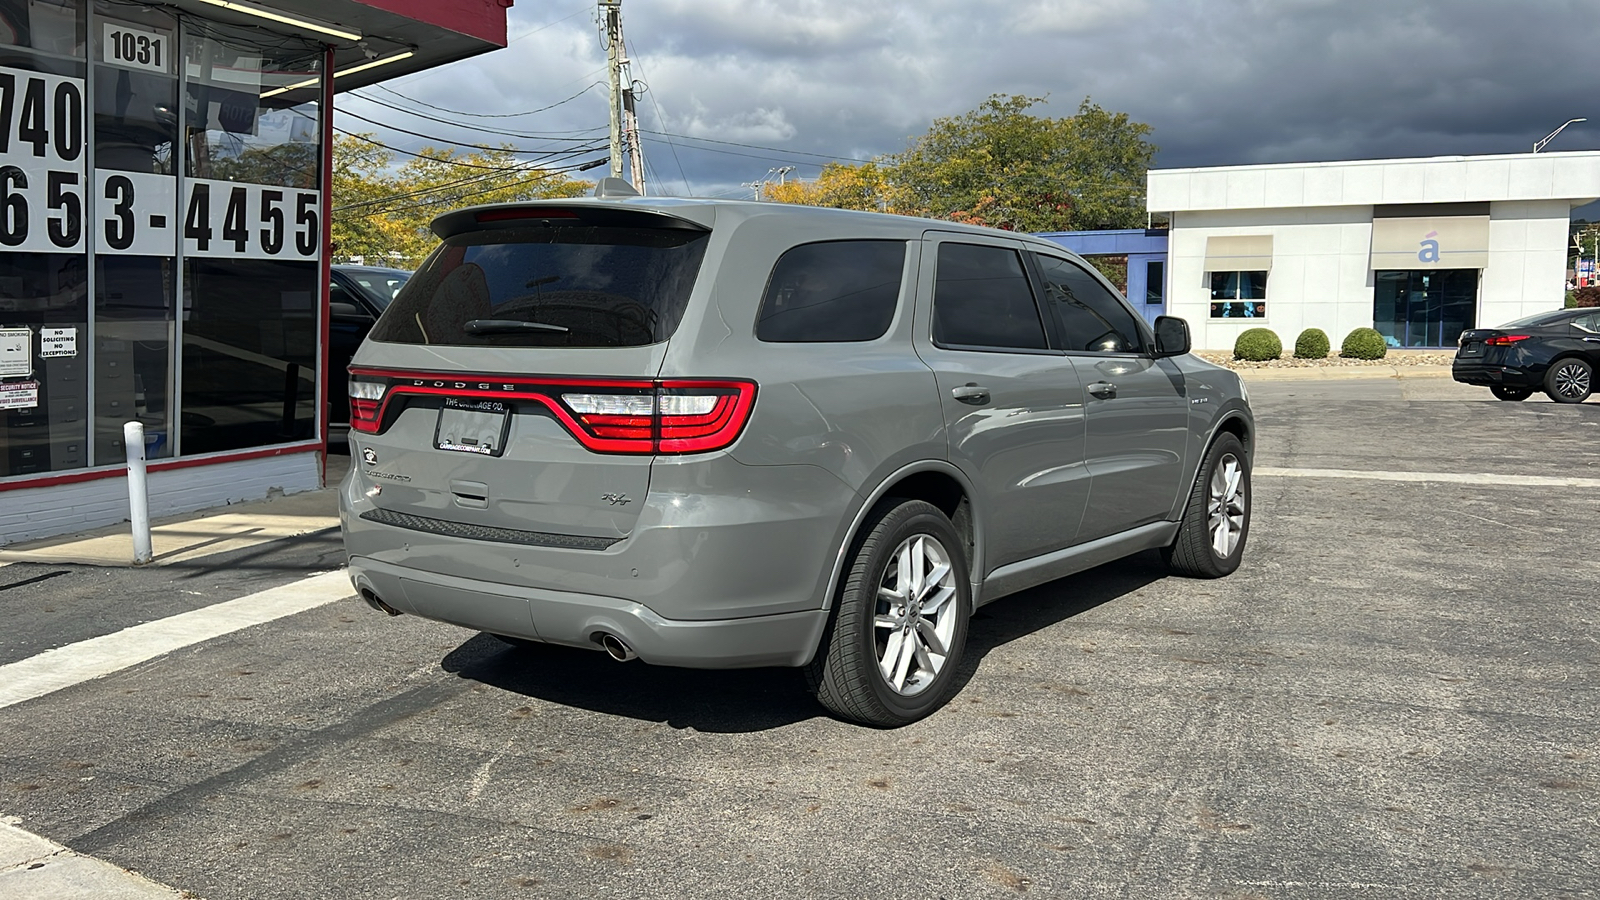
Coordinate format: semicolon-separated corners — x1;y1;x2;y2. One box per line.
1233;327;1282;361
1293;328;1330;359
1340;327;1387;360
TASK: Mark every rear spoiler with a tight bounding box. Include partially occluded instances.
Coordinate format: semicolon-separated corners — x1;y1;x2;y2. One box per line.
431;200;714;240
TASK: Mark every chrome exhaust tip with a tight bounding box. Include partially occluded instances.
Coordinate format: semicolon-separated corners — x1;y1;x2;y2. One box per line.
598;633;637;662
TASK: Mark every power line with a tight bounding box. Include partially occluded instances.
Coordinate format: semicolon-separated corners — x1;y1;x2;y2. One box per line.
623;37;692;196
346;90;608;140
365;80;606;121
336;108;609;159
335;128;604;170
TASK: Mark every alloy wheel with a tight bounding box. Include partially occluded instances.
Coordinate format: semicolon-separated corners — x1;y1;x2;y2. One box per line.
873;534;958;696
1553;362;1591;399
1207;453;1247;558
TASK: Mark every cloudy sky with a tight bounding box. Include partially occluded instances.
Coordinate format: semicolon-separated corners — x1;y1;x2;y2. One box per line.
338;0;1600;202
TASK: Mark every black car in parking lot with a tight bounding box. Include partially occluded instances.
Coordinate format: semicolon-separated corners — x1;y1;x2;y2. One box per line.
1453;309;1600;402
329;266;411;432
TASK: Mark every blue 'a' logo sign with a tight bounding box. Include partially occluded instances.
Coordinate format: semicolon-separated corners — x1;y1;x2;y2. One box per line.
1418;230;1441;264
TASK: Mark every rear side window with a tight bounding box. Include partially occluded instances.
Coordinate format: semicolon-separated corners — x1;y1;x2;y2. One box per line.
1031;253;1145;353
756;240;905;342
369;225;709;347
932;243;1048;350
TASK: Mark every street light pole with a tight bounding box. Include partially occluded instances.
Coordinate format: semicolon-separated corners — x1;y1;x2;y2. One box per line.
1533;118;1587;153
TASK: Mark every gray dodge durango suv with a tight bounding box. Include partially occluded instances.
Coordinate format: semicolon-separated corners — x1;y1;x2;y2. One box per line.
340;190;1254;727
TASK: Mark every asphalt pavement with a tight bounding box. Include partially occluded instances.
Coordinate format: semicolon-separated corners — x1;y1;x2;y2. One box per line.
1;366;1597;899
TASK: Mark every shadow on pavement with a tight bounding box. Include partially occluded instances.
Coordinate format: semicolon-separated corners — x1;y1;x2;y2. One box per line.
437;551;1165;733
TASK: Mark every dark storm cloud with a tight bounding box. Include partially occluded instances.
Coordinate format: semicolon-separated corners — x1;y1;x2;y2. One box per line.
342;0;1600;197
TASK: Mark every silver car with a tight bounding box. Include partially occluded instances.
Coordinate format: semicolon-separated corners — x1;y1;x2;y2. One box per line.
340;192;1254;727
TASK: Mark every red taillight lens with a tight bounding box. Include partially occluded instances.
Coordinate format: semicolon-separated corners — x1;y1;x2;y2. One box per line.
348;378;387;434
1485;334;1531;345
346;369;755;454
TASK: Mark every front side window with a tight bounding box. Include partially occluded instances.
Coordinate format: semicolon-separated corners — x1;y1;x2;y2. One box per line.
1032;253;1143;353
931;242;1047;350
371;224;710;348
1210;271;1267;319
757;240;904;342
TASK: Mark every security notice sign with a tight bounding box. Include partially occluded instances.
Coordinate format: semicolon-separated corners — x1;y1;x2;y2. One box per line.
0;65;86;254
0;379;39;409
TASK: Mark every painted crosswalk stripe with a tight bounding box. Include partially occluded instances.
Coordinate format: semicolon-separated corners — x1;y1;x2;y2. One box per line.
1254;466;1600;489
0;570;352;711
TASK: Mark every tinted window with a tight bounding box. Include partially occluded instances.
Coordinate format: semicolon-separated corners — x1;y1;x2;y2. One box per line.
1499;310;1577;329
1572;312;1600;334
345;269;410;310
1031;254;1144;353
932;243;1047;350
370;226;709;348
757;241;904;342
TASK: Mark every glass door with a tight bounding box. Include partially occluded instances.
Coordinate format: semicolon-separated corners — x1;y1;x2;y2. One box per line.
1373;269;1477;348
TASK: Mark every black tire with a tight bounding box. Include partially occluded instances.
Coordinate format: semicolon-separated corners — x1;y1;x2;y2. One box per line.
1489;385;1532;402
806;498;971;728
1544;358;1594;403
1163;432;1250;579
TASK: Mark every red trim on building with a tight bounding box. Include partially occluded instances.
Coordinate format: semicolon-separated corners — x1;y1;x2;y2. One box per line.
0;443;322;492
319;43;337;486
349;0;512;46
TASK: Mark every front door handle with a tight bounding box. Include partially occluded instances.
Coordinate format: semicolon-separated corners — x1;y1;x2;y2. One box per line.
1087;381;1118;398
951;383;990;405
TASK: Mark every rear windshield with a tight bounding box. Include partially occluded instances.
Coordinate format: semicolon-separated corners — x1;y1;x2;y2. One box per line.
1497;310;1573;329
369;225;710;348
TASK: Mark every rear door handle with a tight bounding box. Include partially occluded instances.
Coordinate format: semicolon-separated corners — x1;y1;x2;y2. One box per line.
951;383;990;405
1087;381;1118;398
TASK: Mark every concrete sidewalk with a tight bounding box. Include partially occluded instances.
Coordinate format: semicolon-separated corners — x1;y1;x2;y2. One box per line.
0;819;186;899
0;454;349;569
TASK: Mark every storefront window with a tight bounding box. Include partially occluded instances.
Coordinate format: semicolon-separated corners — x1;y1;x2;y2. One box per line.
3;6;324;482
1209;270;1266;319
178;23;321;455
2;5;87;477
0;0;85;60
1373;269;1477;348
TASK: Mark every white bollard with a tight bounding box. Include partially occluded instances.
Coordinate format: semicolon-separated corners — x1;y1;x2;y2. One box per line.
123;420;153;565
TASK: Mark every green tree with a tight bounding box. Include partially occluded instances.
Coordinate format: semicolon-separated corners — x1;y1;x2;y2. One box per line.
884;94;1155;232
331;134;593;267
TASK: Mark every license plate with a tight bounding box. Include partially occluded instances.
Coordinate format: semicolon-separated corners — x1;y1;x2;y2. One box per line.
1459;342;1484;358
435;398;510;456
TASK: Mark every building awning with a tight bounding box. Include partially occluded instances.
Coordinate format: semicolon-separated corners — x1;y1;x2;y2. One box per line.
1203;235;1273;271
1370;216;1490;270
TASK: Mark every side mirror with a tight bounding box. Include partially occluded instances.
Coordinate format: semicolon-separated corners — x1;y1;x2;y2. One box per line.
1153;315;1190;358
330;301;372;319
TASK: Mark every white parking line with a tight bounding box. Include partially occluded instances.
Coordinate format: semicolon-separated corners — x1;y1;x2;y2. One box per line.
1255;466;1600;489
0;570;352;711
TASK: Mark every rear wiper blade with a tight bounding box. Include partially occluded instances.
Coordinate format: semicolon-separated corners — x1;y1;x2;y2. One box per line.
463;318;570;335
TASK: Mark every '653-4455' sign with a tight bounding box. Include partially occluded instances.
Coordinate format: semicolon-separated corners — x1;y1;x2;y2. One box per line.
1;63;320;261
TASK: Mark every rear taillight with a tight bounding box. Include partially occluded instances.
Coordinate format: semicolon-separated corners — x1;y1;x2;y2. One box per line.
347;369;755;454
1485;334;1531;346
349;378;387;434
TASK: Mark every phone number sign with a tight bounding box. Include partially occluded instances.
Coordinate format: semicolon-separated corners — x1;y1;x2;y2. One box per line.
1;64;320;261
0;65;87;253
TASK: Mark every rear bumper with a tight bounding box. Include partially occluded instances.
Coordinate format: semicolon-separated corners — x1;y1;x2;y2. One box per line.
1452;361;1535;387
347;556;829;668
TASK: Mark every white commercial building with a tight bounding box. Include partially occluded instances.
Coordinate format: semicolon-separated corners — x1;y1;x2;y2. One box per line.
1146;152;1600;351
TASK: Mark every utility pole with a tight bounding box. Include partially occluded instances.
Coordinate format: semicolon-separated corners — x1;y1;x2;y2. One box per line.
600;0;645;193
